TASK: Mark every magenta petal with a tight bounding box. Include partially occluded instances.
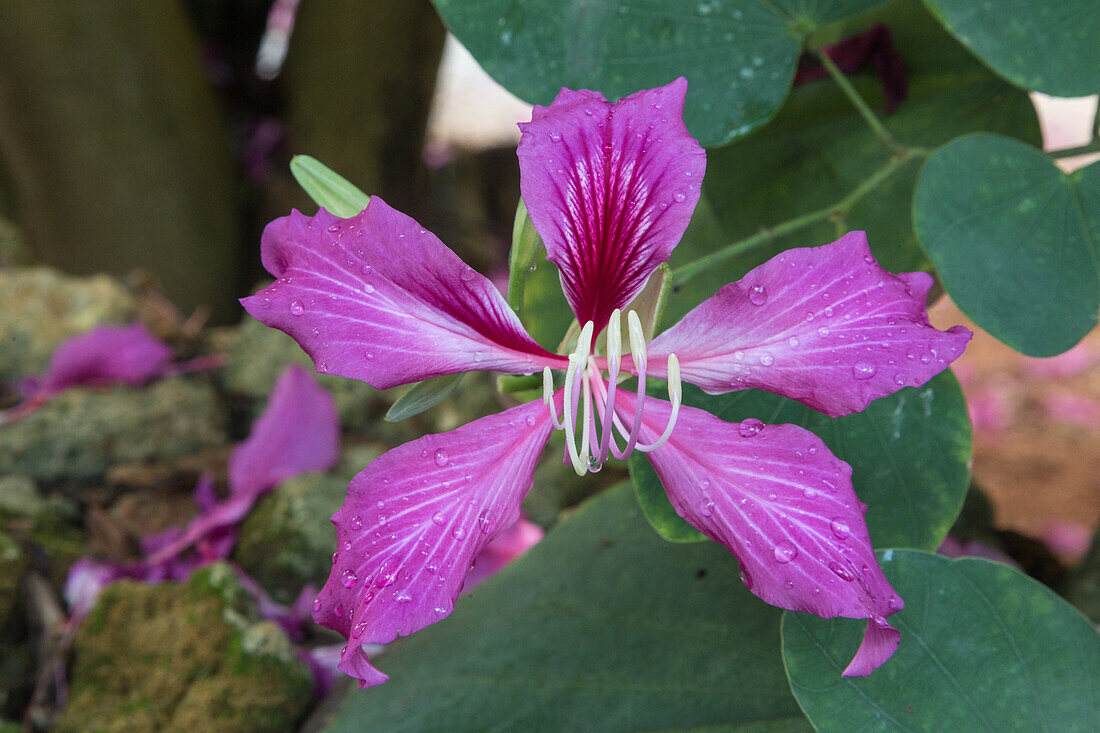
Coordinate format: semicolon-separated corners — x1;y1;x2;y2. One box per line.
313;399;554;688
647;232;972;416
843;617;901;677
32;324;173;395
616;391;901;672
518;78;706;331
228;364;339;496
241;200;561;389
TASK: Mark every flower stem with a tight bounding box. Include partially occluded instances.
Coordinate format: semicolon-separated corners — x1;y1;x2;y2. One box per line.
816;50;899;152
673;147;927;285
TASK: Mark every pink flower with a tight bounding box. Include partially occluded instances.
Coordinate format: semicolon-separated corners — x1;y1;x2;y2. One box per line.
242;79;970;687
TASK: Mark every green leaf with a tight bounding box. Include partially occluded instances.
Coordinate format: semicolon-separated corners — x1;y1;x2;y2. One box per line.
384;373;464;423
289;155;370;217
693;369;970;551
913;134;1100;356
431;0;888;147
628;452;707;542
922;0;1100;97
506;199;544;316
323;484;810;732
667;0;1040;326
782;550;1100;732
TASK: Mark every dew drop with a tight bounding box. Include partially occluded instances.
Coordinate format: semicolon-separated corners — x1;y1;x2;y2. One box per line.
887;595;901;610
289;300;305;316
893;373;906;386
477;511;495;534
549;131;562;142
434;448;449;467
853;362;877;380
738;418;764;438
341;569;358;588
452;526;467;540
334;602;344;617
342;540;352;552
803;488;818;499
830;518;851;539
331;552;338;565
327;224;340;233
864;255;875;264
920;353;931;364
394;591;413;603
376;500;386;510
759;353;774;366
432;512;446;525
748;284;768;306
673;191;687;203
349;515;363;530
788;336;799;347
739;568;753;590
461;266;476;282
829;561;855;581
363;282;375;294
700;499;715;517
824;306;835;318
312;598;322;613
734;350;745;360
773;541;797;564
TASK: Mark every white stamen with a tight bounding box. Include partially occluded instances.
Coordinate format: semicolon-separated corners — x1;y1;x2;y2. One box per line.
542;367;566;430
636;354;682;453
622;310;647;456
598;309;623;462
562;321;594;475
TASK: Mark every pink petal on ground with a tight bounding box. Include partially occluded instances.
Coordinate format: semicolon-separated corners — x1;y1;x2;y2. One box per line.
617;390;902;674
241;200;561;389
228;364;339;496
30;324;173;395
148;366;337;565
313;399;554;688
647;232;971;417
1024;340;1097;377
462;517;544;591
1038;392;1100;426
518;78;706;333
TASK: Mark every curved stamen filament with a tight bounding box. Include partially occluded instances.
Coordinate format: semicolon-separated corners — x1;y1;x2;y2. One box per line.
622;310;647;457
562;321;594;475
635;354;681;453
542;366;566;430
597;308;623;464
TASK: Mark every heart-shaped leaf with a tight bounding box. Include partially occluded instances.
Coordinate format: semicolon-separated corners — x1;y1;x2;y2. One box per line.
914;133;1100;356
783;550;1100;732
432;0;890;147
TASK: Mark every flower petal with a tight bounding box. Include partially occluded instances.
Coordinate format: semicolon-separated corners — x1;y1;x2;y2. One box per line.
241;199;561;389
228;364;340;496
518;78;706;332
616;390;902;674
647;232;972;416
29;324;173;396
843;617;901;677
314;399;554;688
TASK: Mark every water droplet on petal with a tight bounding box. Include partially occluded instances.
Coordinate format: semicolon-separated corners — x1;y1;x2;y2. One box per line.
739;418;764;438
452;526;467;540
700;499;715;517
394;591;412;603
331;552;338;565
549;131;562;142
830;518;851;539
434;448;449;467
829;561;855;581
853;362;877;380
432;512;446;525
759;353;774;366
893;373;906;385
289;300;305;316
349;515;363;530
461;266;476;282
312;598;322;613
803;488;818;499
788;336;799;347
363;282;375;294
477;511;495;534
673;191;687;203
748;284;768;306
773;541;797;563
341;569;358;588
864;255;875;264
739;568;753;590
334;602;344;617
887;595;901;610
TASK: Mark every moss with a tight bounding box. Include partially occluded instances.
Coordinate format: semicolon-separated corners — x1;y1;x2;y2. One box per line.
0;377;227;482
56;564;312;732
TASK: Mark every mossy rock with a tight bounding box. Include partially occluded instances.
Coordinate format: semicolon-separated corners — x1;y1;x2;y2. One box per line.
0;377;227;483
0;267;134;382
57;563;312;733
235;445;383;604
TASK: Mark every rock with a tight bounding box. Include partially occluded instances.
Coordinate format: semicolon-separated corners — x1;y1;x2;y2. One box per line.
0;475;82;588
0;267;135;382
0;377;227;483
56;563;313;733
234;445;383;604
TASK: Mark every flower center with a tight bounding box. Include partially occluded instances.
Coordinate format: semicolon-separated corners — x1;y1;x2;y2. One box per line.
542;308;681;476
